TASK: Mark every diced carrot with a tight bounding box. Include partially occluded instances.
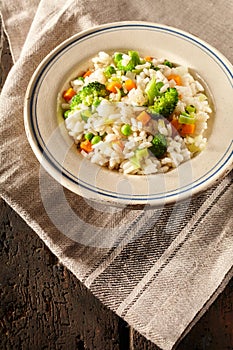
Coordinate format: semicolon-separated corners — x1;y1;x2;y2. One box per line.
167;74;182;86
171;118;180;136
171;118;180;130
124;79;137;91
62;88;76;102
180;123;195;135
171;118;195;136
80;139;93;153
136;111;151;125
83;70;92;78
106;81;122;93
144;56;152;61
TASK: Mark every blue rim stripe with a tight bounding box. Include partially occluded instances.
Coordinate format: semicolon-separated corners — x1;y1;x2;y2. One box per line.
29;23;233;201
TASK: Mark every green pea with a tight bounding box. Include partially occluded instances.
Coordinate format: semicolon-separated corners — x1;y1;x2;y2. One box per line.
121;124;132;136
84;132;94;141
91;135;102;144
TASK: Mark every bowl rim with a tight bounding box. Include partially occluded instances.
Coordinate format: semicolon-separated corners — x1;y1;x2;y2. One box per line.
24;21;233;207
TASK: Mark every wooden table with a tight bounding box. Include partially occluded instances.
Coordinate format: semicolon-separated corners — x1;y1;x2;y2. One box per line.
0;22;233;349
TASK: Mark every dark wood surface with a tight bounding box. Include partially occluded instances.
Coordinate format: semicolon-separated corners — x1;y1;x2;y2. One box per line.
0;22;233;350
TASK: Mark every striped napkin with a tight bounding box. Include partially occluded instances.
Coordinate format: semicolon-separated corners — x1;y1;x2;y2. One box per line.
1;1;232;349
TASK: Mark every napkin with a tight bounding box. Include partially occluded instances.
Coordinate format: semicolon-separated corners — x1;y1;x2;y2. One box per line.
1;1;233;349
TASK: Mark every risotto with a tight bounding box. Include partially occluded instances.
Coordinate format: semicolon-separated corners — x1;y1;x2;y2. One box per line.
59;50;212;175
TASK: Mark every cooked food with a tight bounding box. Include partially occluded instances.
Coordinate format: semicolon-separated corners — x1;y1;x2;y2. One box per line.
59;50;212;174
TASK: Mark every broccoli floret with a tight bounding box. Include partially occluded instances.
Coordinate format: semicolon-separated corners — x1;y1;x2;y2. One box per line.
147;87;178;118
145;78;164;105
104;65;116;78
75;76;85;82
70;94;82;108
149;133;167;158
70;81;108;108
150;64;160;71
163;60;173;68
87;81;108;96
63;110;70;119
114;50;140;72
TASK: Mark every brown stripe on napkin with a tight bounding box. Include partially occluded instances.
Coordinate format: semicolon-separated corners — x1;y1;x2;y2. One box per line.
86;175;233;349
83;180;220;292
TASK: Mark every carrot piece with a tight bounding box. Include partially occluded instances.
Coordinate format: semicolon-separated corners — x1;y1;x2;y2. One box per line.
136;111;151;125
62;88;76;102
171;118;195;136
83;70;92;78
144;56;152;61
180;123;195;135
171;118;182;136
167;74;182;86
106;81;122;93
124;79;137;91
171;118;180;130
80;139;93;153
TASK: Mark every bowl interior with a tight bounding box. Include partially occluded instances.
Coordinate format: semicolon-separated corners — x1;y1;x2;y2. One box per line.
25;22;233;206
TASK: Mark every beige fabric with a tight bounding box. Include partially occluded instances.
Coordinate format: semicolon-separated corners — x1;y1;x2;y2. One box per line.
0;0;39;62
0;1;233;349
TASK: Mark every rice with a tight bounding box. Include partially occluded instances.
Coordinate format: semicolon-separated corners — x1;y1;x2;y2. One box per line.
59;50;212;175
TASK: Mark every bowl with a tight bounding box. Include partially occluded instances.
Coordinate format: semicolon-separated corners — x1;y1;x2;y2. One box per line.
24;21;233;208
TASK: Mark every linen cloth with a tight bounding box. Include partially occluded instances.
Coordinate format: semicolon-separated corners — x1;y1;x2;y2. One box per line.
0;1;233;349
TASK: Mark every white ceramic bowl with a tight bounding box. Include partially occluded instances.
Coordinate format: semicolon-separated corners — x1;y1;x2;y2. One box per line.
24;21;233;208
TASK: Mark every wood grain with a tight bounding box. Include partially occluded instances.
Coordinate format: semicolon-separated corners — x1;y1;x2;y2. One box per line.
0;19;232;350
0;199;127;350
